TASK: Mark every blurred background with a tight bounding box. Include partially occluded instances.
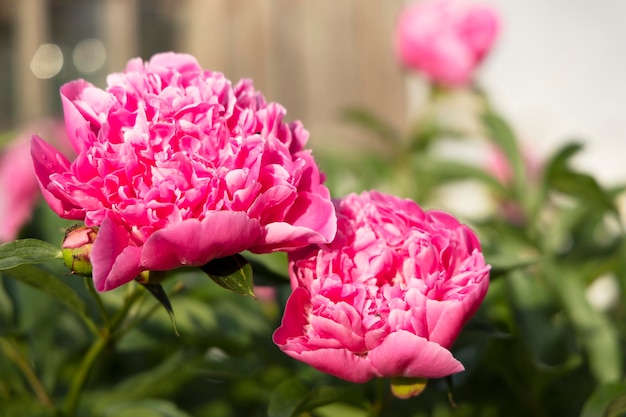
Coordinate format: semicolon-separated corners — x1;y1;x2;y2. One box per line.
0;0;625;182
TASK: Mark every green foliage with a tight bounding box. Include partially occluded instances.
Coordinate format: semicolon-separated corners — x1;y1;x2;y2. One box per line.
200;254;255;297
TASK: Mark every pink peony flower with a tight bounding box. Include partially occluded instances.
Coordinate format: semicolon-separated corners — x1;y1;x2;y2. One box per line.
31;52;336;291
274;191;489;383
0;120;68;243
395;0;500;86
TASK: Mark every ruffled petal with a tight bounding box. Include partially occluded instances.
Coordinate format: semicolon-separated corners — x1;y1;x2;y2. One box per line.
91;215;142;291
368;330;464;379
140;211;263;271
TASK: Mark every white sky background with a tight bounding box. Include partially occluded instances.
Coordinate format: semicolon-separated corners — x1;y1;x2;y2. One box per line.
479;0;626;185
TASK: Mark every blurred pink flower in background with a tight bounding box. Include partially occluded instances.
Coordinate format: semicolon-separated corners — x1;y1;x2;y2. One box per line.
274;191;489;383
32;52;336;291
395;0;500;86
0;120;67;243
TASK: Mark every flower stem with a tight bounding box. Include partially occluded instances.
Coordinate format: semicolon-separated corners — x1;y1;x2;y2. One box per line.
0;337;53;407
84;277;111;329
63;284;145;416
62;331;108;416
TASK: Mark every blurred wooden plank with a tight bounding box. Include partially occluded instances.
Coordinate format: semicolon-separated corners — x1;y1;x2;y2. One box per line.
301;0;358;148
177;0;229;72
353;0;407;130
101;0;139;73
13;0;49;124
266;0;309;122
226;0;270;92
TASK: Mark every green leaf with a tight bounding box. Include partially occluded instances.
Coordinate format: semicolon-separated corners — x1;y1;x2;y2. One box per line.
268;378;309;417
545;263;622;383
139;282;178;335
340;107;400;144
482;112;525;196
487;255;544;280
415;156;509;195
199;254;255;297
544;142;616;215
581;382;626;417
2;264;87;319
100;399;193;417
269;378;366;417
0;239;62;270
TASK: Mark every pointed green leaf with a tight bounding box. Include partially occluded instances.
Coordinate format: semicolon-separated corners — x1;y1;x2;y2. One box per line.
415;156;509;195
482;112;526;195
487;255;544;279
341;106;400;144
0;239;62;270
545;263;622;383
581;382;626;417
200;254;254;297
544;142;616;215
139;282;178;335
269;379;366;417
2;264;87;318
101;399;193;417
268;378;309;417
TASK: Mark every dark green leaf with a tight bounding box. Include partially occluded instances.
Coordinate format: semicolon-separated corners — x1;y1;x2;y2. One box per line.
487;255;544;279
100;399;193;417
545;263;621;383
247;257;289;286
580;382;626;417
3;264;87;318
139;282;178;335
268;378;309;417
200;254;254;297
268;378;366;417
415;156;509;194
482;112;525;195
341;107;400;144
0;239;62;270
544;142;616;215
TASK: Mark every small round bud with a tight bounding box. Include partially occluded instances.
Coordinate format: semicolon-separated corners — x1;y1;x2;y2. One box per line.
62;226;98;277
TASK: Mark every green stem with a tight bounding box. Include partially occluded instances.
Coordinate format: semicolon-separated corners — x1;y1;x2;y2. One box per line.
85;277;111;329
0;337;53;407
367;378;388;417
63;284;145;416
62;332;108;416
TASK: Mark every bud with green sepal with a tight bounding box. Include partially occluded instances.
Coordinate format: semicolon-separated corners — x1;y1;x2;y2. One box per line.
61;225;98;277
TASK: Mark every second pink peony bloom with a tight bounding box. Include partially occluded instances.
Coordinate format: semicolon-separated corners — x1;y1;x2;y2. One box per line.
31;52;336;291
274;191;489;383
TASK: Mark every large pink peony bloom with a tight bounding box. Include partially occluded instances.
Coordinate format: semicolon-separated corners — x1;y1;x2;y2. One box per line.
395;0;500;86
274;191;489;383
31;52;336;291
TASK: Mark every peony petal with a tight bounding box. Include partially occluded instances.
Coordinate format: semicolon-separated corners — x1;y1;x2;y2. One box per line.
30;135;83;219
273;287;311;344
256;193;336;252
287;348;376;383
427;270;489;347
60;80;109;152
140;211;263;271
368;330;464;379
91;215;143;291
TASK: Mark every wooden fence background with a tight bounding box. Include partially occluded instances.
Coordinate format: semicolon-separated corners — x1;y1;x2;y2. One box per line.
5;0;410;152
